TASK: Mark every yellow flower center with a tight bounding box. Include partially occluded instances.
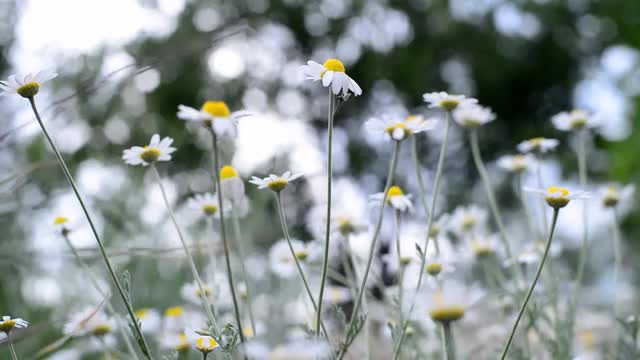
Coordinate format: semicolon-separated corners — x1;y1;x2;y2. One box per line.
400;256;412;266
580;330;595;350
603;186;620;207
529;137;544;146
201;101;231;118
54;216;69;225
17;81;40;98
195;286;212;298
140;146;161;163
426;262;443;276
337;217;356;236
176;333;189;352
243;327;254;338
0;320;16;332
92;324;112;336
405;115;419;122
388;186;404;198
570;118;587;128
220;165;239;180
385;122;409;138
323;58;346;73
165;306;184;317
268;179;288;192
462;216;476;230
295;249;309;261
430;306;465;323
202;204;219;215
472;240;494;257
545;186;571;208
135;309;149;319
548;186;569;197
196;337;218;352
440;99;460;111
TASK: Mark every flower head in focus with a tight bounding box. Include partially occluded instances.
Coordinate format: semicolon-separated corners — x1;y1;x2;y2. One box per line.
497;154;535;173
301;58;362;96
365;114;438;142
249;171;303;193
177;101;250;137
452;104;495;128
0;316;28;334
186;328;220;354
423;92;477;111
0;71;57;98
517;137;559;154
369;185;413;212
122;134;176;167
525;186;589;209
551;109;598;131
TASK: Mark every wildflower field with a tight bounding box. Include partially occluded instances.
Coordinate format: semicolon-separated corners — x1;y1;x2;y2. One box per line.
1;1;640;359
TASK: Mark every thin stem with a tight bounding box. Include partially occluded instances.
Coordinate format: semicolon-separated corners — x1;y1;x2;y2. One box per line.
27;97;152;359
210;131;246;347
316;90;335;337
393;209;404;321
612;208;622;313
442;322;456;360
337;140;401;360
275;192;329;338
231;208;257;336
393;112;452;359
534;157;548;238
469;129;514;261
411;135;432;226
501;208;560;359
7;333;18;360
149;166;221;339
573;129;590;310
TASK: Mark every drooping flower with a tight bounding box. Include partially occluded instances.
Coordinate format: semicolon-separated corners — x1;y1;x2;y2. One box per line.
301;58;362;96
517;137;559;154
365;114;438;142
220;165;245;204
369;185;413;212
497;154;535;173
0;70;57;98
551;109;598;131
0;316;28;334
249;171;303;192
599;183;635;209
525;186;590;209
269;238;310;278
452;104;495;128
122;134;176;167
423;92;477;111
177;101;250;137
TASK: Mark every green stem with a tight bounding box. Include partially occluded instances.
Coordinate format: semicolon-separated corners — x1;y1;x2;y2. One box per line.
62;233;140;360
573;129;589;302
210;131;246;348
231;208;257;336
534;157;548;238
337;140;401;360
393;112;452;360
612;208;622;313
274;192;329;338
27;97;153;359
501;208;560;359
7;332;18;360
316;90;335;337
393;209;404;322
442;322;456;360
411;135;432;227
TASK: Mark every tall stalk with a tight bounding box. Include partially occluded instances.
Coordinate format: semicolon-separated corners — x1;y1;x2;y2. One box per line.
274;192;329;338
501;208;560;359
442;322;456;360
572;129;589;309
210;131;246;347
231;208;257;335
393;210;404;323
611;208;622;313
7;333;18;360
316;89;335;337
27;97;153;359
411;135;431;221
337;140;401;359
393;112;452;359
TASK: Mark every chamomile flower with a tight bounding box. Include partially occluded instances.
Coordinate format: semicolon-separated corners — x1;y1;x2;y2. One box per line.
551;109;598;131
369;185;414;212
161;331;190;353
525;186;590;209
269;238;310;278
497;154;535;173
0;70;57;98
517;137;559;154
452;104;496;128
249;171;303;192
301;58;362;96
449;205;488;238
53;216;71;235
135;308;161;334
323;286;353;304
163;306;187;332
63;308;116;337
425;256;456;277
0;316;28;334
468;235;501;259
180;281;214;305
219;165;245;204
186;328;220;354
187;193;226;219
423;91;477;111
365;114;438;141
177;101;250;137
122;134;176;167
599;183;635;209
425;282;482;323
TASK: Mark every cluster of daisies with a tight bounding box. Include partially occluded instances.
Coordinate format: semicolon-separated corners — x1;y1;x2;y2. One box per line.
1;56;637;360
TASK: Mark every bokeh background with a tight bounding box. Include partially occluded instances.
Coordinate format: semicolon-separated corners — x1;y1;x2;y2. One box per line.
1;0;639;358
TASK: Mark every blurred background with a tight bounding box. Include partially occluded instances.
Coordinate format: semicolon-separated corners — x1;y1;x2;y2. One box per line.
0;0;639;358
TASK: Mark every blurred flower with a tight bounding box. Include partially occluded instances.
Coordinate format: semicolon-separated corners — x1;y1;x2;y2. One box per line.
426;282;482;323
423;91;477;111
63;308;116;337
135;308;161;334
220;165;245;204
187;193;226;220
452;104;495;128
497;154;535;173
600;183;634;209
301;58;362;96
517;137;559;154
177;101;250;137
53;216;71;235
468;234;501;259
369;185;413;212
249;171;303;192
525;186;590;209
244;339;331;359
186;328;220;354
161;331;190;353
163;306;187;332
269;238;309;278
122;134;176;166
425;256;456;278
323;286;353;305
365;114;437;141
0;70;57;98
0;316;28;334
180;281;214;305
551;109;598;131
448;204;488;238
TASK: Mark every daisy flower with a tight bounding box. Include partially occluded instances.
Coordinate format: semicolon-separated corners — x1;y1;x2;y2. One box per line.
122;134;176;167
249;171;303;192
301;58;362;96
180;280;215;305
161;331;190;353
517;137;559;154
162;306;187;332
423;91;477;111
551;109;598;131
63;308;116;337
525;186;590;209
425;282;483;324
0;316;28;334
187;193;227;219
448;204;488;238
497;154;535;173
369;185;413;212
424;256;456;277
269;238;310;278
177;101;250;137
468;235;501;259
53;216;72;235
219;165;245;205
323;286;353;305
365;114;438;142
600;183;635;209
0;70;57;98
135;308;161;334
186;328;220;354
452;104;496;128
